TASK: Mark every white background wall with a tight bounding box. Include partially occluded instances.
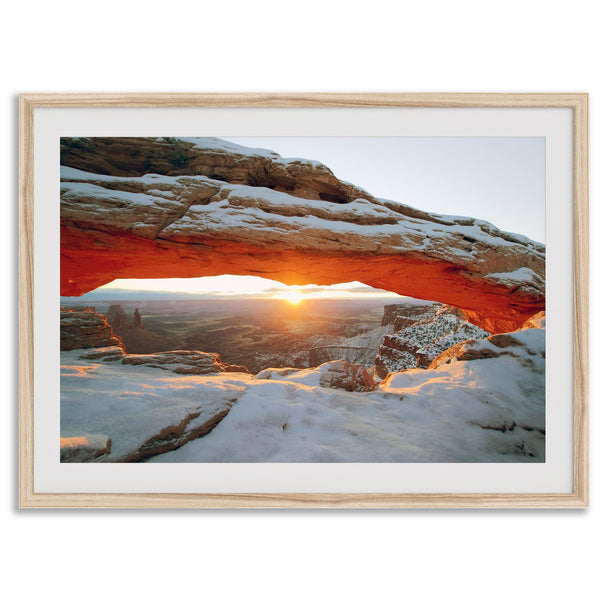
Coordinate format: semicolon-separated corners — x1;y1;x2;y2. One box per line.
1;1;597;598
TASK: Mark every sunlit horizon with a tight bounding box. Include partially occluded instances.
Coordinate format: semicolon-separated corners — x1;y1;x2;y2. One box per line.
87;275;403;301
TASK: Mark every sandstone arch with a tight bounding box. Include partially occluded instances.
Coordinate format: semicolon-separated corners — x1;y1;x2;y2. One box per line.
60;137;545;334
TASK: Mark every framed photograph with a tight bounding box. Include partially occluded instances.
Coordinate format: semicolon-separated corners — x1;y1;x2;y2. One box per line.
19;93;588;508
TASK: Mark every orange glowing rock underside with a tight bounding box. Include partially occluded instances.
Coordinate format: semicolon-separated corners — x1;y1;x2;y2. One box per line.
60;227;544;334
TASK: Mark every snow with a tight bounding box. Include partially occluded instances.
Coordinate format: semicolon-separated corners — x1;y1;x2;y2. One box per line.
176;137;328;169
487;267;543;283
61;350;250;461
61;163;545;287
382;329;545;439
60;315;545;463
151;345;544;463
61;166;184;187
61;181;175;208
177;137;282;159
61;139;545;268
522;311;546;330
161;189;475;243
256;367;322;387
382;306;489;368
153;183;545;270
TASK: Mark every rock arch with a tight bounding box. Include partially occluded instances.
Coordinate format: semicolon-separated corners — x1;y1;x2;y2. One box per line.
60;137;545;334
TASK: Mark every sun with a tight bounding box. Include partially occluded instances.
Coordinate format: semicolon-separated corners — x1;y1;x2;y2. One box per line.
284;291;304;305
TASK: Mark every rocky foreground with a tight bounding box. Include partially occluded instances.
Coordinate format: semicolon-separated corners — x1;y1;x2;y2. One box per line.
60;307;545;463
60;137;545;332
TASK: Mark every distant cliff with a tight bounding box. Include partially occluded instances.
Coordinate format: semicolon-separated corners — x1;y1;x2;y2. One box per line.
105;304;165;354
374;303;489;378
60;307;124;351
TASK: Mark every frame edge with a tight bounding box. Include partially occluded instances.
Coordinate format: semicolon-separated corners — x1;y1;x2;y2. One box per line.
18;491;589;509
18;92;589;509
572;94;589;507
19;94;35;508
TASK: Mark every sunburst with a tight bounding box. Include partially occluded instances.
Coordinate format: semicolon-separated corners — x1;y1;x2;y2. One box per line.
284;291;304;305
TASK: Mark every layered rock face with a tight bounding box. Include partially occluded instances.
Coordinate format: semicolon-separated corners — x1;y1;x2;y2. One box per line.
430;311;545;369
60;137;369;203
60;308;124;351
121;350;250;375
76;340;250;375
374;303;489;378
61;308;249;375
60;137;545;333
381;302;438;327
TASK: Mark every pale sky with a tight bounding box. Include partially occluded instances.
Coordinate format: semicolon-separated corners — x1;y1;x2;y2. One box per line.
225;136;545;244
100;136;545;298
99;276;399;299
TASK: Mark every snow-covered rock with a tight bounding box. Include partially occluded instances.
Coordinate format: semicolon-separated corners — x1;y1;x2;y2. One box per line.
151;320;545;463
430;311;545;369
60;308;124;351
256;360;377;392
374;303;489;377
59;312;545;463
120;350;250;375
78;345;125;361
61;350;250;462
60;137;545;333
64;315;250;374
380;299;437;326
60;434;111;462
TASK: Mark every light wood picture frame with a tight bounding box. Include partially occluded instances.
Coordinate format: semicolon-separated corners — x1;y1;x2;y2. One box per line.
19;93;588;508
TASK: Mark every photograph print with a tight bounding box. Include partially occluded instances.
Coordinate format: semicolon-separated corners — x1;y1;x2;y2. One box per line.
59;135;545;463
